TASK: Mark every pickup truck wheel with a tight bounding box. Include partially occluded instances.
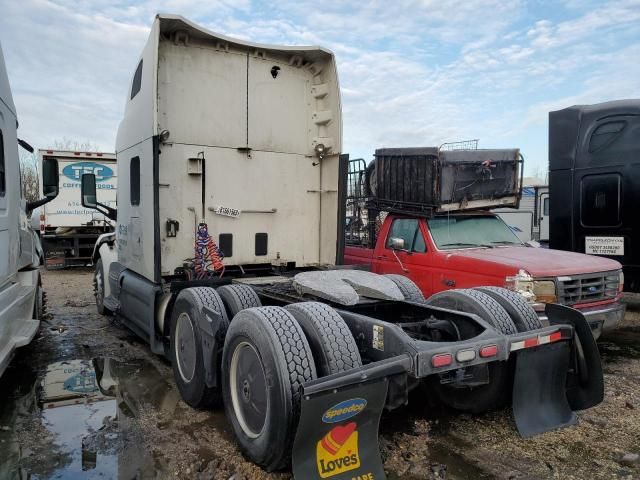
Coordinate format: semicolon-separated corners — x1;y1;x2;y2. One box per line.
222;306;316;470
94;258;111;316
217;284;262;318
425;289;516;413
285;302;362;376
170;287;229;409
384;274;425;303
474;287;542;332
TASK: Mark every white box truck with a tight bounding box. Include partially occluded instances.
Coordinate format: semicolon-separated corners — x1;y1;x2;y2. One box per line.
38;150;116;268
0;41;59;377
79;15;605;479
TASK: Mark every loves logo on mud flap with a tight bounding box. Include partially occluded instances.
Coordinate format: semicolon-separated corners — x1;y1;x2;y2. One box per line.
316;422;360;478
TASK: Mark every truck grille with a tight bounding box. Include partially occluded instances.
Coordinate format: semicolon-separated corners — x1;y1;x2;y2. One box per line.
557;271;620;305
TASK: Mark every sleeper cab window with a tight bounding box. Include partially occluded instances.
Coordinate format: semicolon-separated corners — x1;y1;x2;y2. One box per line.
130;156;140;206
130;59;143;100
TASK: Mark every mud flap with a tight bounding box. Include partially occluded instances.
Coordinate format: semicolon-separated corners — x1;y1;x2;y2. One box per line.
545;303;604;410
292;377;388;480
512;342;577;437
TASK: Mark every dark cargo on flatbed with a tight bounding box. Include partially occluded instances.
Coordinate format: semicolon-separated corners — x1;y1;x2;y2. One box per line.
370;147;522;213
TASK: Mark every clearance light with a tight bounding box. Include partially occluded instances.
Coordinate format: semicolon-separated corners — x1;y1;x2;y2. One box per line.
479;345;498;358
431;353;453;368
456;349;476;362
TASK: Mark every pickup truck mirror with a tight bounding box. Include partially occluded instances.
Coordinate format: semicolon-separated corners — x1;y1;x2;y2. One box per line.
389;237;406;250
26;157;59;213
81;173;98;208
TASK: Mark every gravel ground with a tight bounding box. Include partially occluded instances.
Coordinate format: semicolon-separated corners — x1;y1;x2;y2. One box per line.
0;268;638;479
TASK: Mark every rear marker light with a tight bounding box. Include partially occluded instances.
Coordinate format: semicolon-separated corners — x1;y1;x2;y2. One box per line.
479;345;498;358
456;349;476;362
431;353;453;368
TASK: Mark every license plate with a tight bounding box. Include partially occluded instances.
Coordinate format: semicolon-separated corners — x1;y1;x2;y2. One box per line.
585;236;624;256
213;206;240;218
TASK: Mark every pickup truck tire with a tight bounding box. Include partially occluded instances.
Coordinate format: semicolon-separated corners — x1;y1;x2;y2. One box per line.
384;274;425;303
170;287;229;409
94;258;112;316
474;287;542;332
285;302;362;376
425;289;517;335
222;306;316;471
217;284;262;318
425;289;516;413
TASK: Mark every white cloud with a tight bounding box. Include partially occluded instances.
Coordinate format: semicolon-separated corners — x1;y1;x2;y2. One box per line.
0;0;637;178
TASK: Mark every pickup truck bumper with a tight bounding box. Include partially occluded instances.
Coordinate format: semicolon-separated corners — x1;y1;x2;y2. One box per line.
540;301;626;339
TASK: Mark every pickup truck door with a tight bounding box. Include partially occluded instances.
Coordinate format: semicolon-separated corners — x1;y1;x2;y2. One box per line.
372;217;433;296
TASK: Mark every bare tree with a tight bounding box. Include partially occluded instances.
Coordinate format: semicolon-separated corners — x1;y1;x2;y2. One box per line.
52;136;100;152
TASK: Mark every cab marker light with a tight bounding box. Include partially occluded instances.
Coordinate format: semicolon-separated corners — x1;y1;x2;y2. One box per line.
479;345;498;358
456;349;476;362
431;353;453;368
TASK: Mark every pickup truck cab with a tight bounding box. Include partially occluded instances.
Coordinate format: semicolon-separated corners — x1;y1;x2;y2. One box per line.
344;211;625;338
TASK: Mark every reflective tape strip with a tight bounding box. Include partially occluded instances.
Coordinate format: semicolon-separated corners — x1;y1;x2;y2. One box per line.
510;330;563;351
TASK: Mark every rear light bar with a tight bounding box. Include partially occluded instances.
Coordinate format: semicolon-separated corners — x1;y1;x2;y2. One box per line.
431;353;453;368
510;330;563;352
479;345;498;358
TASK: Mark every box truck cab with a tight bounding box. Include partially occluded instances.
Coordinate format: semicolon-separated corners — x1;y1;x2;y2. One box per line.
0;41;59;377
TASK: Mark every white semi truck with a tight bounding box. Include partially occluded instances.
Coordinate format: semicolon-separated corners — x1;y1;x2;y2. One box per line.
79;15;605;479
38;149;116;269
0;41;59;377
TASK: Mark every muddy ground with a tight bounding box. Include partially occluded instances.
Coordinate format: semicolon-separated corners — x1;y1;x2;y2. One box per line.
0;269;638;479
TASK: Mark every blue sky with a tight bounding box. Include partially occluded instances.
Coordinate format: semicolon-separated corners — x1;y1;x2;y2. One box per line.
0;0;638;178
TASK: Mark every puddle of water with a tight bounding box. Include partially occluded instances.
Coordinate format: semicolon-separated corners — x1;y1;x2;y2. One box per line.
0;357;180;479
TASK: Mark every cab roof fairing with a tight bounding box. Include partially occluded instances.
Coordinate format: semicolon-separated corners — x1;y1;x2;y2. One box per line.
0;42;17;121
116;14;342;154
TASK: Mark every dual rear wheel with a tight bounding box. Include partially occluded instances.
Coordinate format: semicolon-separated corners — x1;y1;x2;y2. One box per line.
169;284;362;471
425;287;542;412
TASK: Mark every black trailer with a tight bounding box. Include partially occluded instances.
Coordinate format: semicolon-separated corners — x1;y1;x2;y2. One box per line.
549;99;640;291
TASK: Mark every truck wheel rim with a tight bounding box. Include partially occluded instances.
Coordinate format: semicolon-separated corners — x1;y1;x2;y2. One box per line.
175;312;196;383
230;341;268;438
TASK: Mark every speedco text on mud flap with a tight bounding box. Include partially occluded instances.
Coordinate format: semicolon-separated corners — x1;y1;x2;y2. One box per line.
322;398;367;424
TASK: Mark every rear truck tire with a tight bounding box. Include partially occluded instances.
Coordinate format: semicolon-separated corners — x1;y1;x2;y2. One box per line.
170;287;229;409
94;258;111;316
474;286;542;332
285;302;362;376
222;306;317;471
426;288;518;335
384;274;425;303
425;289;517;413
217;284;262;318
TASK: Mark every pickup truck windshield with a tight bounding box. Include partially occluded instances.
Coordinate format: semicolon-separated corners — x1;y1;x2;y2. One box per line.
427;215;523;250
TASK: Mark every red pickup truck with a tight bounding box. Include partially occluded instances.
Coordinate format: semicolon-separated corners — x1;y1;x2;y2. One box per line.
344;211;625;338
